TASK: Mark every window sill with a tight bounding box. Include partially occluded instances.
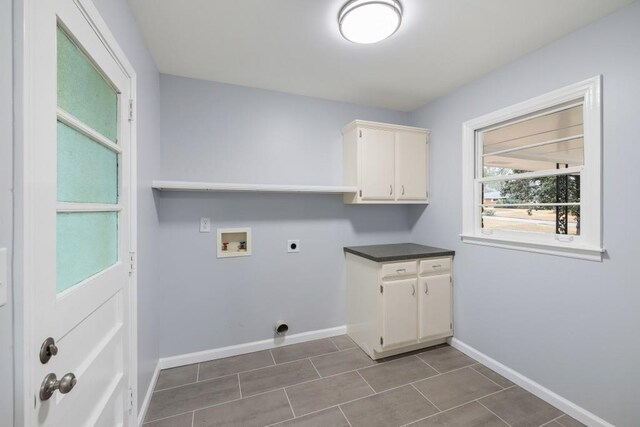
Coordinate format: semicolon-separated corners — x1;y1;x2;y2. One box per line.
460;234;604;261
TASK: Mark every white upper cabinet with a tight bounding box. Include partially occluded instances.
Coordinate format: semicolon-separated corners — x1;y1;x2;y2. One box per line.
396;131;428;200
343;120;430;204
360;128;395;200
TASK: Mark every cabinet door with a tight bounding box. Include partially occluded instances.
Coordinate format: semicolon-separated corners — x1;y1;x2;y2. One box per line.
382;278;418;348
419;274;452;340
360;128;395;200
396;131;428;200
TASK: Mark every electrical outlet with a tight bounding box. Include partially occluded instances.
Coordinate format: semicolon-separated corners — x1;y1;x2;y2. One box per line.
287;240;300;253
200;217;211;233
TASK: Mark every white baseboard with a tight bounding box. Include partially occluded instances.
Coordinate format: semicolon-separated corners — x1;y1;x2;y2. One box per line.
449;338;613;427
158;325;347;370
137;361;161;427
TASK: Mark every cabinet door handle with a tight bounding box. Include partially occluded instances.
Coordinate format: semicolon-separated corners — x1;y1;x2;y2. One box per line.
411;284;416;296
402;185;405;195
424;283;429;294
389;184;393;195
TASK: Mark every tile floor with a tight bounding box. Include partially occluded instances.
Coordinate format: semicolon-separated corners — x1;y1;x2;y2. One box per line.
143;336;585;427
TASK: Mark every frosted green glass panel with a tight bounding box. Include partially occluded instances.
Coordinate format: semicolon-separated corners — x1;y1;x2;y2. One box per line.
57;26;118;142
57;212;118;294
57;121;118;204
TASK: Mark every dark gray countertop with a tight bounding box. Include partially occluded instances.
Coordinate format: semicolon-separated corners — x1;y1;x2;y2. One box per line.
344;243;455;263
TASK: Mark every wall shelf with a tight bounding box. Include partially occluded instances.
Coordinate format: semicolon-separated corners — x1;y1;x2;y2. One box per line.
152;180;358;194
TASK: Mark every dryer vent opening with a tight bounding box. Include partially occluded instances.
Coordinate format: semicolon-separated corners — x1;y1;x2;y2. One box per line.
275;321;289;335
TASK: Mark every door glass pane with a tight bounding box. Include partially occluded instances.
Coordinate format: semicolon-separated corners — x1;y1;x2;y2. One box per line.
57;121;118;204
57;212;118;293
57;26;118;142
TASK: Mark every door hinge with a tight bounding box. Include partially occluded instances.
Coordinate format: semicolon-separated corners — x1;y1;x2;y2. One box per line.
379;285;383;294
380;337;383;346
129;251;136;275
128;99;135;122
128;387;134;413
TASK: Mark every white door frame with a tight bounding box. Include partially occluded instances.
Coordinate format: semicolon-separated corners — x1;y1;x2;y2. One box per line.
13;0;138;425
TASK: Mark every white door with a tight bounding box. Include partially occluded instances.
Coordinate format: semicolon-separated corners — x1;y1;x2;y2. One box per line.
27;1;135;426
381;279;418;348
396;131;428;200
418;275;452;340
360;128;395;200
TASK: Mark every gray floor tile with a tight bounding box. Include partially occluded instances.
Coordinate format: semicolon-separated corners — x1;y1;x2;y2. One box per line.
271;338;338;364
471;364;514;388
556;414;586;427
358;355;438;392
286;371;373;416
193;389;293;427
408;401;508;426
340;385;438;427
146;374;240;422
311;347;375;377
330;335;357;351
275;407;349;427
143;412;193;427
239;359;319;397
155;364;198;391
417;346;476;373
479;387;563;427
544;422;564;427
199;350;274;381
414;367;502;411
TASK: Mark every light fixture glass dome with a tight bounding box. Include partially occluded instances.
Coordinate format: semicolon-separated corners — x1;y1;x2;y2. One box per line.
339;0;403;44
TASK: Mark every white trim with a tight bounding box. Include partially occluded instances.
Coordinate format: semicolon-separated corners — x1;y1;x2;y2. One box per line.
342;119;429;135
449;338;614;427
137;361;160;427
460;234;604;261
152;180;358;194
158;325;347;370
57;107;122;154
461;76;603;260
56;202;122;212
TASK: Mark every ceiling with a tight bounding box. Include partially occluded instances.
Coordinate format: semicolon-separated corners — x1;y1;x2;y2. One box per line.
129;0;632;111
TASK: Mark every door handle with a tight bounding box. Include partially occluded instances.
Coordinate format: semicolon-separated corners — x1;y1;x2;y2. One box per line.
402;185;405;195
425;283;429;294
412;284;416;296
40;372;77;401
389;184;393;195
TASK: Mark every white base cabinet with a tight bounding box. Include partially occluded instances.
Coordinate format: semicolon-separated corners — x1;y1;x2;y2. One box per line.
346;253;453;360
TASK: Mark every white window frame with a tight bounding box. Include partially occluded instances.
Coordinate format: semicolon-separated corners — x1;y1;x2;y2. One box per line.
461;76;604;261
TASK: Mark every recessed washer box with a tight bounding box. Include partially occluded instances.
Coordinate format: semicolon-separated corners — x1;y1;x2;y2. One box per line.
217;228;251;258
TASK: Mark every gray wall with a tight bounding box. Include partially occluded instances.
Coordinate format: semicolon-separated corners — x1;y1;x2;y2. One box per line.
1;0;13;423
408;2;640;425
91;0;162;411
157;75;414;357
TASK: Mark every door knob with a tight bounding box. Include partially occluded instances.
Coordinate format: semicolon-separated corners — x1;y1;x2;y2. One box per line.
39;337;58;364
40;372;77;401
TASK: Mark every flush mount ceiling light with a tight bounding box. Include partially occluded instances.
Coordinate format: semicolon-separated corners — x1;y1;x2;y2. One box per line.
338;0;403;44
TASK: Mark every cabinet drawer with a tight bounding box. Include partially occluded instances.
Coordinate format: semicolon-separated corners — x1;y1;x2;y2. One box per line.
419;258;451;275
381;261;417;280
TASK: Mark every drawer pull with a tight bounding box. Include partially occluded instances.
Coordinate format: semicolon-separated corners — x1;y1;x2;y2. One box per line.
432;264;442;269
396;268;406;273
412;284;416;296
425;283;429;294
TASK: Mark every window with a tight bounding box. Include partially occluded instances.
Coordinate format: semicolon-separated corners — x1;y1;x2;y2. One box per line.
461;77;603;261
